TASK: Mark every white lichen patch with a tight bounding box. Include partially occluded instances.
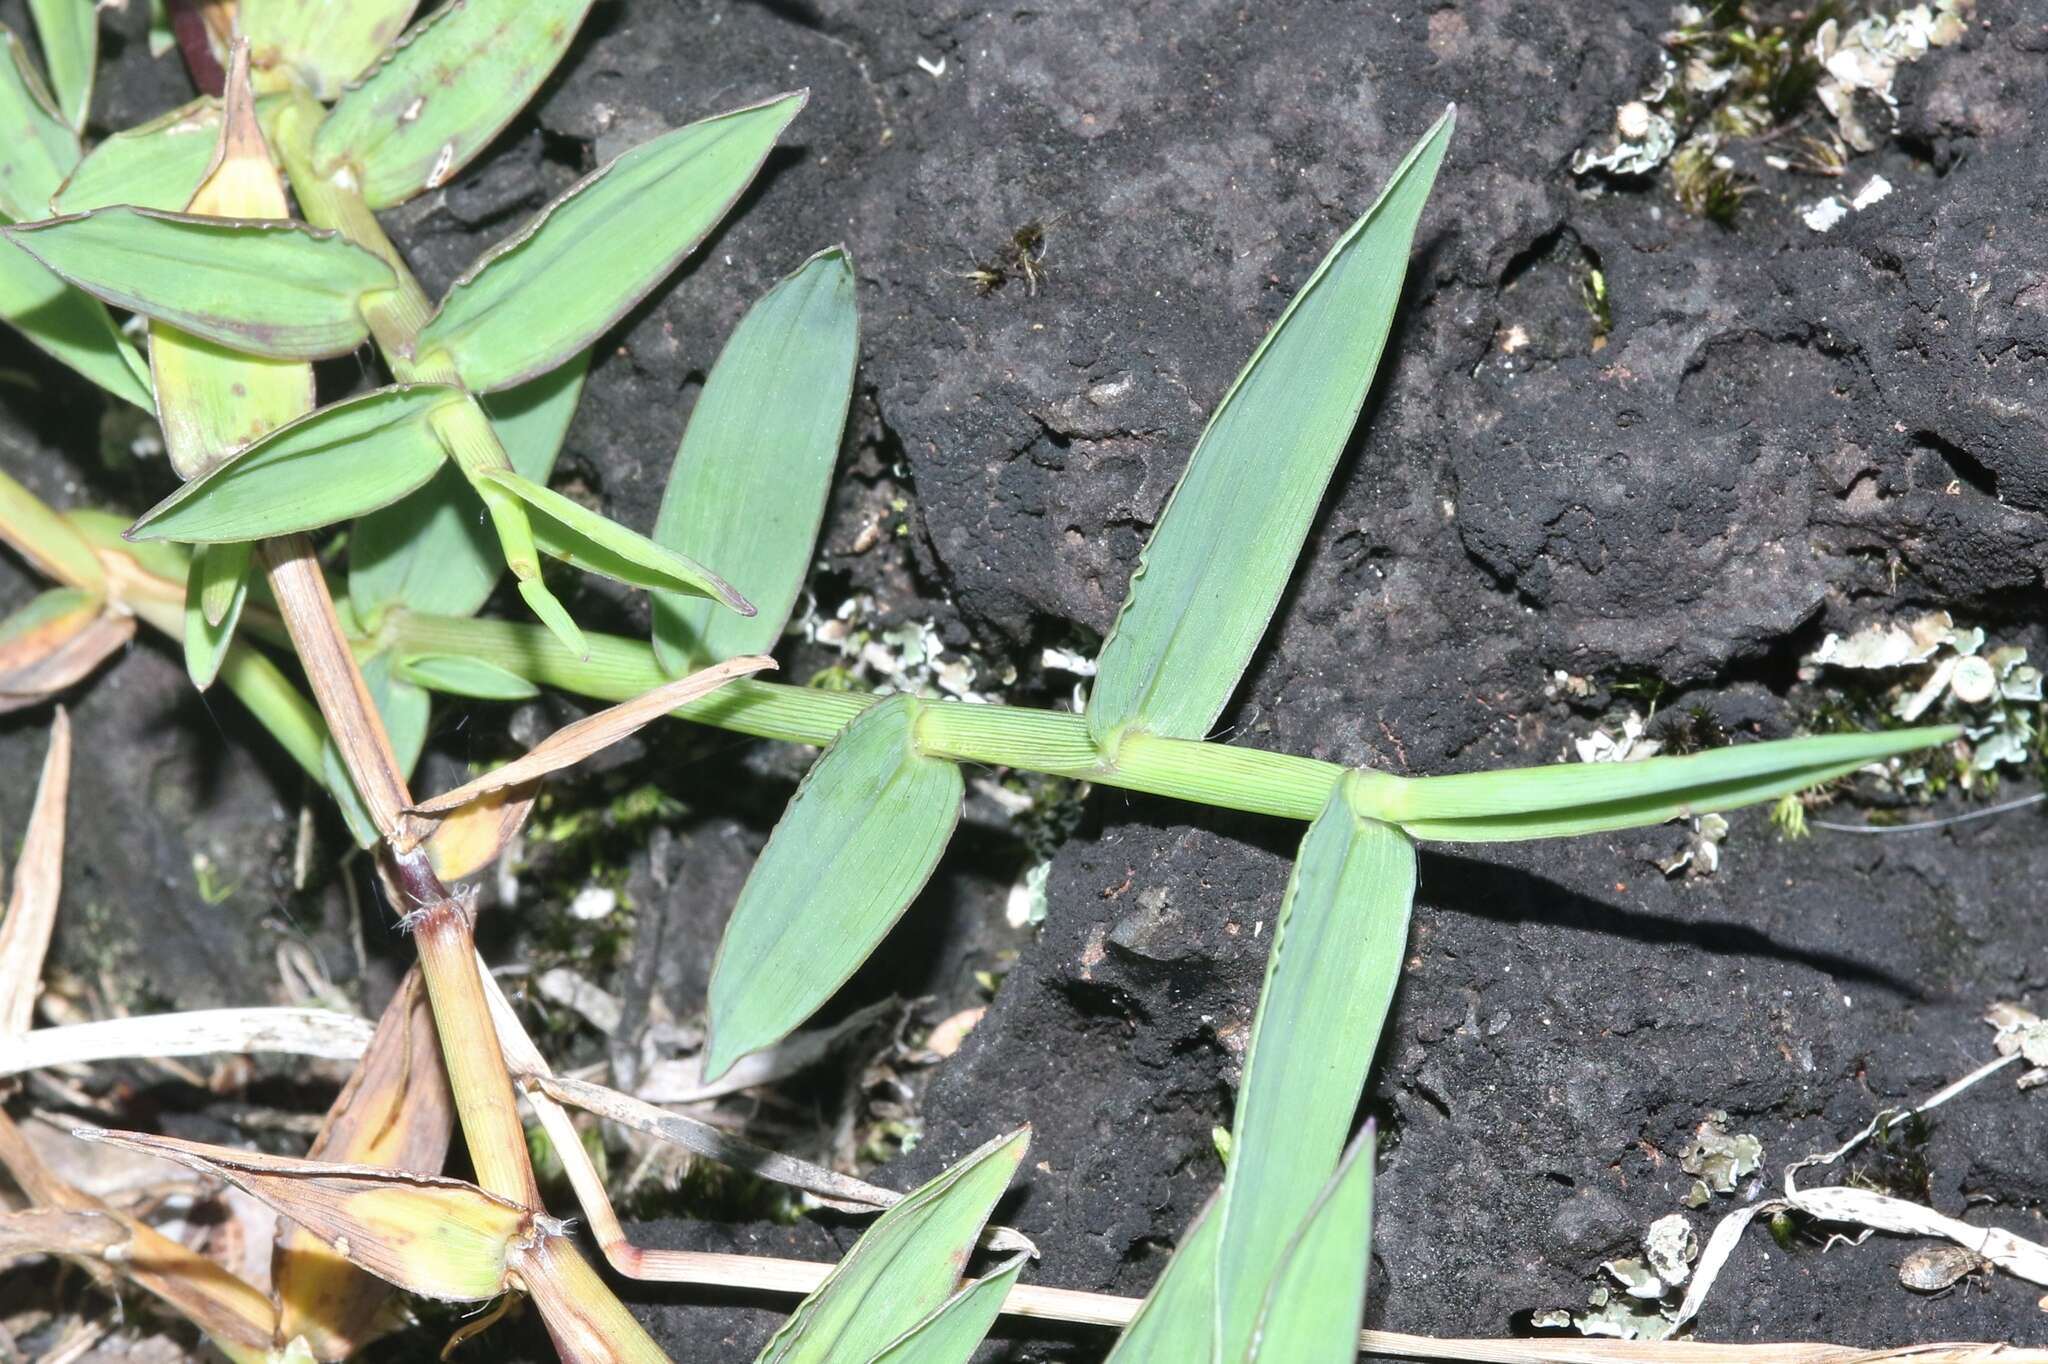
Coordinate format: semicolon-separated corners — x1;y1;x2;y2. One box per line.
1803;612;2041;783
793;591;1014;703
1811;1;1972;151
1573;711;1662;764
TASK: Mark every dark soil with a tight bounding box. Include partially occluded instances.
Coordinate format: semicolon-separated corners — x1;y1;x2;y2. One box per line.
3;1;2046;1361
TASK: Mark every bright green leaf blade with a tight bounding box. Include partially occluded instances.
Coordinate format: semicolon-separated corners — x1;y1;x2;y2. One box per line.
516;576;588;661
4;207;397;359
705;694;963;1082
1088;108;1454;749
481;467;751;611
0;233;153;407
1392;752;1938;844
53;97;222;214
1103;1197;1220;1364
653;245;857;675
1247;1125;1374;1364
755;1127;1028;1364
415;90;805;393
1385;727;1956;822
1214;782;1414;1363
129;384;462;543
866;1252;1027;1364
348;353;586;622
0;25;76;217
27;0;93;130
182;541;249;691
199;537;249;625
395;653;538;701
240;0;417;101
312;0;594;209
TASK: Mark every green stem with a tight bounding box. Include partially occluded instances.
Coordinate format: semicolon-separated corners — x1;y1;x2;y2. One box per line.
387;609;1352;820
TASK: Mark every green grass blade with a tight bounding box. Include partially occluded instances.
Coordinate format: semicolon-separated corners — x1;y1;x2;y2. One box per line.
0;25;76;218
182;541;249;691
395;653;537;701
4;207;396;359
1214;783;1414;1363
1103;1197;1220;1364
0;234;152;407
27;0;92;129
865;1253;1027;1364
704;694;962;1081
53;97;221;213
1246;1125;1374;1364
1088;108;1453;749
312;0;594;210
1374;726;1958;840
238;0;416;101
129;384;462;543
755;1128;1028;1364
1392;754;1927;843
480;467;750;611
414;91;805;393
349;354;586;623
653;245;857;675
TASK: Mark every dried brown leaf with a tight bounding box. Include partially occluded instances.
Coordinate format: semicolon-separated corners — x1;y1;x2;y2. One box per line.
422;778;539;881
406;655;774;818
77;1128;530;1302
0;1113;274;1358
0;708;70;1034
274;970;454;1359
0;608;133;714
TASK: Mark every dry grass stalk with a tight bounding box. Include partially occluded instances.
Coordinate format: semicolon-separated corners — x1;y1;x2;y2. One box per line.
259;534;414;836
0;1008;376;1080
0;1206;122;1262
0;709;69;1034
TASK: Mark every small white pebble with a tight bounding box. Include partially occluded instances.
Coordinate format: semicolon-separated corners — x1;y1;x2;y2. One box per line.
569;886;617;921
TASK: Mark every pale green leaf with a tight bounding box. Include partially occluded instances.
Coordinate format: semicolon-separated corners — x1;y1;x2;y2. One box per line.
53;97;222;214
0;233;152;407
1103;1197;1219;1364
755;1128;1028;1364
1214;782;1414;1363
348;353;586;622
396;653;538;701
240;0;417;101
415;91;805;392
27;0;94;130
1247;1125;1374;1364
480;466;749;611
866;1253;1027;1364
129;384;462;543
312;0;594;209
5;207;397;359
704;694;962;1081
0;25;75;217
182;541;249;691
654;245;857;674
1377;726;1959;842
1089;108;1454;749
